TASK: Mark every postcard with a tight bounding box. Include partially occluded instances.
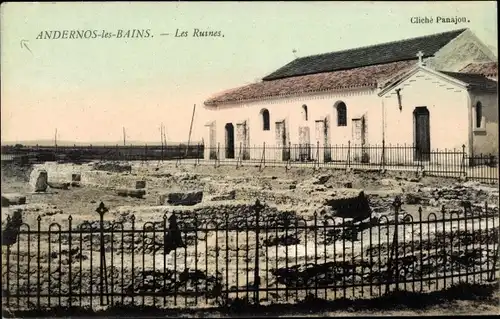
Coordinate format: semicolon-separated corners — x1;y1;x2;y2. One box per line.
1;2;498;317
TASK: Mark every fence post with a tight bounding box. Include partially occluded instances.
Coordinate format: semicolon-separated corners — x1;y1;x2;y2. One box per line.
386;196;402;293
96;202;109;305
286;142;292;172
490;232;500;281
237;142;242;168
346;141;351;171
263;142;266;169
381;139;386;172
217;143;220;168
461;144;467;179
253;199;263;305
315;141;320;171
196;143;200;166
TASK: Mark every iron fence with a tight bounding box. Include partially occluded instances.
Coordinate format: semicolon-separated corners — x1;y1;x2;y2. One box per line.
2;199;499;312
0;144;204;163
2;143;497;184
198;143;498;184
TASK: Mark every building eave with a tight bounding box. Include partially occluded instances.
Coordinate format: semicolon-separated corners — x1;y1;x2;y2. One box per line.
204;84;377;107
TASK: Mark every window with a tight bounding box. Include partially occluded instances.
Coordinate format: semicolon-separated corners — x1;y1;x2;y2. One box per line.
336;102;347;126
476;101;483;128
261;108;270;131
302;104;308;121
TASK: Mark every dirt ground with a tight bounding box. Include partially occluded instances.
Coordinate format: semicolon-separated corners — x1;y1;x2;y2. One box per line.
1;161;499;315
2;161;497;217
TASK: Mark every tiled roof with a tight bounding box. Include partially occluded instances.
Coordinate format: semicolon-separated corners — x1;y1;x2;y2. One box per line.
460;62;498;77
262;29;467;81
440;71;498;89
204;60;416;106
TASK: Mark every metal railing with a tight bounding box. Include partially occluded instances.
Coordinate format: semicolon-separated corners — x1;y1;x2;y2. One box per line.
2;199;499;312
0;144;204;163
1;143;497;183
198;143;498;184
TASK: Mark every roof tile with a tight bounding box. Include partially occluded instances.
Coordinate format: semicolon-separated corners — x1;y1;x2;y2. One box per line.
460;62;498;77
262;29;466;81
205;60;415;106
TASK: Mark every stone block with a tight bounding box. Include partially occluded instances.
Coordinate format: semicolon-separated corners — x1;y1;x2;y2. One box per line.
116;188;146;199
210;190;236;201
312;174;331;185
94;162;132;173
324;191;371;221
136;180;146;189
158;190;203;206
1;193;26;206
1;196;9;207
2;209;23;246
48;182;70;190
405;192;424;205
29;169;48;192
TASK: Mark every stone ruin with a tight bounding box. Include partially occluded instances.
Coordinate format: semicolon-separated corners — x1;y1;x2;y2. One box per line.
1;193;26;207
29;168;48;192
322;191;372;221
157;190;204;206
2;209;23;246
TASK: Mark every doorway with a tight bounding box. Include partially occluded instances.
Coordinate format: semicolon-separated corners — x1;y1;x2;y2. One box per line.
225;123;235;159
413;107;430;161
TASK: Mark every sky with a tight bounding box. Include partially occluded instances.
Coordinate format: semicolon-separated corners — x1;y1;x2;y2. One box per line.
1;1;497;145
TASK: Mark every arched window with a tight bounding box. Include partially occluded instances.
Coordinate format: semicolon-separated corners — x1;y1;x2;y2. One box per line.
302;104;308;121
261;108;270;131
335;101;347;126
476;101;483;128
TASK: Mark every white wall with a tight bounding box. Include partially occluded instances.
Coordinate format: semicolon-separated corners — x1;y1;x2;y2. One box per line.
381;69;470;165
470;91;499;156
203;88;381;160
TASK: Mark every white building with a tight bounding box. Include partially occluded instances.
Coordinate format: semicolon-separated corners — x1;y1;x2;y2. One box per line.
203;28;498;163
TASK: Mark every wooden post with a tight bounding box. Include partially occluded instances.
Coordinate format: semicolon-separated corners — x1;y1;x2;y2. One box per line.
185;104;196;157
160;124;164;162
